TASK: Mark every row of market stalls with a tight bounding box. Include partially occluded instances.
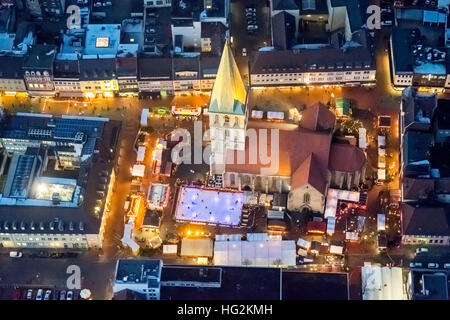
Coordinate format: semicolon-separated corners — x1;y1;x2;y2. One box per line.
163;233;297;267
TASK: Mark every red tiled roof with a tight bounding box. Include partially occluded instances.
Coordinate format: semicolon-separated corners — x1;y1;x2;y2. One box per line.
300;103;336;132
328;143;366;173
291;154;327;194
226;126;332;179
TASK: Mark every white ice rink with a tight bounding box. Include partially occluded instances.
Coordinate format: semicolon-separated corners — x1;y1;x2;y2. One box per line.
175;186;243;226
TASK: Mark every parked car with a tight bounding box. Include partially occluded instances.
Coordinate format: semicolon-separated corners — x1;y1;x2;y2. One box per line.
428;263;439;269
66;291;73;300
444;263;450;269
415;247;429;254
26;289;33;300
9;251;22;258
409;262;423;268
36;289;43;300
44;290;52;300
59;290;66;300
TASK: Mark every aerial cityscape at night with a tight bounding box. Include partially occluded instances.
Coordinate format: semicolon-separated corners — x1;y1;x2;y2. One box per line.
0;0;450;307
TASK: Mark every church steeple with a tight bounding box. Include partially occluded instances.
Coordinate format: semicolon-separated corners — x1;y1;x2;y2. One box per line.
208;40;247;115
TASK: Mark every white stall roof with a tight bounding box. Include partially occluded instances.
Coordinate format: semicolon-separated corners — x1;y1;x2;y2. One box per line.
267;111;284;120
180;238;213;257
137;146;146;162
247;233;268;242
378;169;386;181
297;248;308;257
251;110;264;119
214;238;296;267
140;108;149;126
132;164;145;177
296;238;311;249
324;188;360;218
327;216;336;235
163;244;177;255
358;127;367;149
152;149;162;162
346;232;358;241
330;245;343;255
362;266;404;300
377;214;386;231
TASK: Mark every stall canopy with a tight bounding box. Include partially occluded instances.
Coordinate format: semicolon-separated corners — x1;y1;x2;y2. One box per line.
132;164;145;177
137;146;146;162
180;238;213;257
214;237;296;267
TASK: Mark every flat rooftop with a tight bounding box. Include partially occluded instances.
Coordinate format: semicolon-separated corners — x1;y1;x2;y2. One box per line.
161;265;281;300
115;259;162;284
84;24;121;57
282;270;349;300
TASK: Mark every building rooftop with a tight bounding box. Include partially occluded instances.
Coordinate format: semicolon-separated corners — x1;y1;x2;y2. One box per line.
402;177;435;200
330;0;369;33
282;270;349;300
272;11;296;51
401;87;436;132
272;0;300;11
434;99;450;131
23;45;57;70
79;58;116;81
115;259;162;285
0;55;24;79
392;27;446;74
161;265;281;300
161;266;222;284
84;24;121;57
299;0;328;14
173;57;200;77
402;202;450;236
116;55;138;78
250;46;373;75
200;21;226;56
53;59;80;79
138;57;173;79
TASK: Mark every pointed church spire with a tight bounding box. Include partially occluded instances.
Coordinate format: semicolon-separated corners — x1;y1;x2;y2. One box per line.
209;40;247;115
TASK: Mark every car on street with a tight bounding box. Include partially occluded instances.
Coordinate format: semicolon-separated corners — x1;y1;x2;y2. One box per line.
444;263;450;269
409;262;423;268
415;247;429;254
59;290;66;300
242;48;247;56
66;291;73;300
36;289;43;300
26;289;33;300
428;263;439;269
44;290;52;300
9;251;22;258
